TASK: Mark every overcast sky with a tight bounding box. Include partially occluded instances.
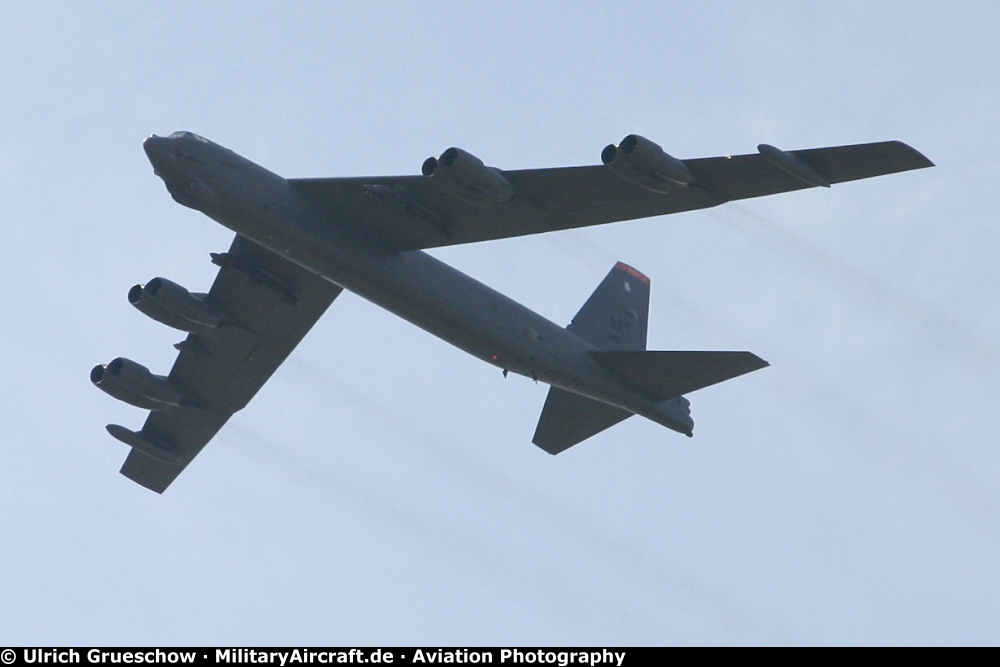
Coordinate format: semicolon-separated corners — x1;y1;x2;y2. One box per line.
2;1;998;646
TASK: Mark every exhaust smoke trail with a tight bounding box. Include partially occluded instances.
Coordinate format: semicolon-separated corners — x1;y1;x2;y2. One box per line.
262;356;795;643
217;420;667;642
707;204;1000;532
545;208;1000;534
712;203;999;376
542;230;619;271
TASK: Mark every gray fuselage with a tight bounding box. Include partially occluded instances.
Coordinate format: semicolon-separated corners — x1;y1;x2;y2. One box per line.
142;132;693;435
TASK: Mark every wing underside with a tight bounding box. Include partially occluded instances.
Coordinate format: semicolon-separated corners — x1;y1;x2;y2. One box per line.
115;235;343;493
289;140;933;252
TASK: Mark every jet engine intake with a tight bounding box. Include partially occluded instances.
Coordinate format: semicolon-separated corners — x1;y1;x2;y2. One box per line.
90;357;183;410
422;147;514;207
601;134;694;193
129;277;222;333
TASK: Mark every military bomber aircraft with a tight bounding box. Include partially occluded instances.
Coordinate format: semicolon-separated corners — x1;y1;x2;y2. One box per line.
91;131;933;492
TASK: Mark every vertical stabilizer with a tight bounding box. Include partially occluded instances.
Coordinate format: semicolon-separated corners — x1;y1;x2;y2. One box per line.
533;262;650;454
567;261;650;352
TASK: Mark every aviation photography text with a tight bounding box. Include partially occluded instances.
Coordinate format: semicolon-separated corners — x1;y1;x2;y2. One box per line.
11;649;630;667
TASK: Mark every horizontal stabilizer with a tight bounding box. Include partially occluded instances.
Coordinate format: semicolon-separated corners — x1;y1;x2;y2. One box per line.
533;387;633;454
591;350;769;400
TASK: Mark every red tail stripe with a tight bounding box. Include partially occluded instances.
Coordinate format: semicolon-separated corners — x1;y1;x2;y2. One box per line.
614;261;651;286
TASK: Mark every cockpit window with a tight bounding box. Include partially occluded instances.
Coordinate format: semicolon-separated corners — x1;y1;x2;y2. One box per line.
168;131;210;143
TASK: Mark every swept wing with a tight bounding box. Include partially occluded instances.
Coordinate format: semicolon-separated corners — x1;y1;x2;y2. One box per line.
289;140;933;251
108;235;342;493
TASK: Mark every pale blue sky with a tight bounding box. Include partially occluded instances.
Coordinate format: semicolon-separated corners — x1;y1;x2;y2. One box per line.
1;1;998;645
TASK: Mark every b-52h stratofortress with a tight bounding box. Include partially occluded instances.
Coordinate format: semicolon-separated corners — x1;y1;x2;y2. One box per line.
92;131;933;492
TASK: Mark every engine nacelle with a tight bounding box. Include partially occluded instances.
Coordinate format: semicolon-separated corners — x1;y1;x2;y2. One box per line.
601;134;694;193
421;147;514;207
90;357;183;410
129;277;222;333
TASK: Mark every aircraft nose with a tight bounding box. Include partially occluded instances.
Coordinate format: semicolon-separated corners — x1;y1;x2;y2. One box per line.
142;135;170;167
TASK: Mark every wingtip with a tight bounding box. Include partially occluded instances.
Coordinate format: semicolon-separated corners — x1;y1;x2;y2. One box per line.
892;141;936;169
